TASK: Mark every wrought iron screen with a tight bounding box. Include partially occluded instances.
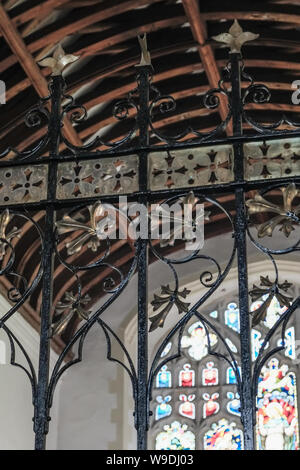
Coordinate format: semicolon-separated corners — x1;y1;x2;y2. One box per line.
1;23;300;450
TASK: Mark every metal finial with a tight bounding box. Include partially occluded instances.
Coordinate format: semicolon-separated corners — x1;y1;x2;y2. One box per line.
212;19;259;53
38;44;80;76
136;33;151;66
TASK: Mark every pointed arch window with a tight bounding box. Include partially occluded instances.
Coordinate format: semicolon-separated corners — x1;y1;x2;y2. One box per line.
151;291;299;450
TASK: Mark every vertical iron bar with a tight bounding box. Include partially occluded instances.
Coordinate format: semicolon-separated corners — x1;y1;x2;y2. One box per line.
34;76;62;450
231;52;255;450
135;65;152;450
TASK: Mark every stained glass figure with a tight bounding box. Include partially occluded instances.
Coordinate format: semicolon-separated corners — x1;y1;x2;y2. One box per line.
155;395;172;421
256;358;299;450
179;394;195;420
226;366;241;385
155;421;195;450
181;321;217;361
204;419;243;450
202;362;218;386
160;342;172;358
251;295;288;330
156;365;172;388
227;392;241;417
203;393;220;419
179;363;195;387
224;302;240;333
277;327;296;360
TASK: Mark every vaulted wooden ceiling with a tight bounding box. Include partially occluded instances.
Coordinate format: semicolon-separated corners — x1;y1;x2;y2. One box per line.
0;0;299;353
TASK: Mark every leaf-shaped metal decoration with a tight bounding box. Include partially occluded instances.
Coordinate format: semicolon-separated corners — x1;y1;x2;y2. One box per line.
38;44;79;76
50;291;91;337
212;19;259;53
152;191;210;248
149;284;191;332
137;33;151;66
249;275;293;327
56;201;115;255
246;183;300;238
0;209;21;261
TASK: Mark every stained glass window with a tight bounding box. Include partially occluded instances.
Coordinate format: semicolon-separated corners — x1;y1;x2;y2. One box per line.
151;289;299;450
155;396;172;421
181;321;218;361
204;419;243;450
179;394;195;420
224;302;240;333
155;421;195;450
256;358;299;450
179;364;195;387
156;365;172;388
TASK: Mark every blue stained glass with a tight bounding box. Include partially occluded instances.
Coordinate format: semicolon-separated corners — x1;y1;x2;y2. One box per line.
155;396;172;421
226;366;241;384
156;365;172;388
227;392;241;417
277;327;295;360
224;302;240;333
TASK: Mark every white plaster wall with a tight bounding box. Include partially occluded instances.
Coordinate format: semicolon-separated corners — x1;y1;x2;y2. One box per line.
0;296;59;450
54;325;120;450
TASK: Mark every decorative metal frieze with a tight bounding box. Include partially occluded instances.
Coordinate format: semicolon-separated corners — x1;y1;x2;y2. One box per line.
244;138;300;181
149;145;233;190
0;165;48;205
246;183;300;237
56;155;139;199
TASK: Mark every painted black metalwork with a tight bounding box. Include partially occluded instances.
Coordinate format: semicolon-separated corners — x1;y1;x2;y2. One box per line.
0;27;300;450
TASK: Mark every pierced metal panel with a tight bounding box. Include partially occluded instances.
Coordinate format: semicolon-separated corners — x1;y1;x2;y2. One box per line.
244;137;300;181
56;155;139;199
148;145;234;191
0;165;48;205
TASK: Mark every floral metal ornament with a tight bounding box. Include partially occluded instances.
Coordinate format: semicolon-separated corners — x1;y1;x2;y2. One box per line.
246;183;300;238
56;201;115;255
212;20;259;53
38;44;79;75
249;275;292;327
149;285;191;332
0;209;21;261
50;291;91;337
152;191;210;248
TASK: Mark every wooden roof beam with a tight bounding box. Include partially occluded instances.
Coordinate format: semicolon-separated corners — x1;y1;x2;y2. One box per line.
0;0;165;73
182;0;232;134
0;3;82;147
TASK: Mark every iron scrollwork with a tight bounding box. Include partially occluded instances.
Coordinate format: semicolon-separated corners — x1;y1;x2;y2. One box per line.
1;19;300;451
